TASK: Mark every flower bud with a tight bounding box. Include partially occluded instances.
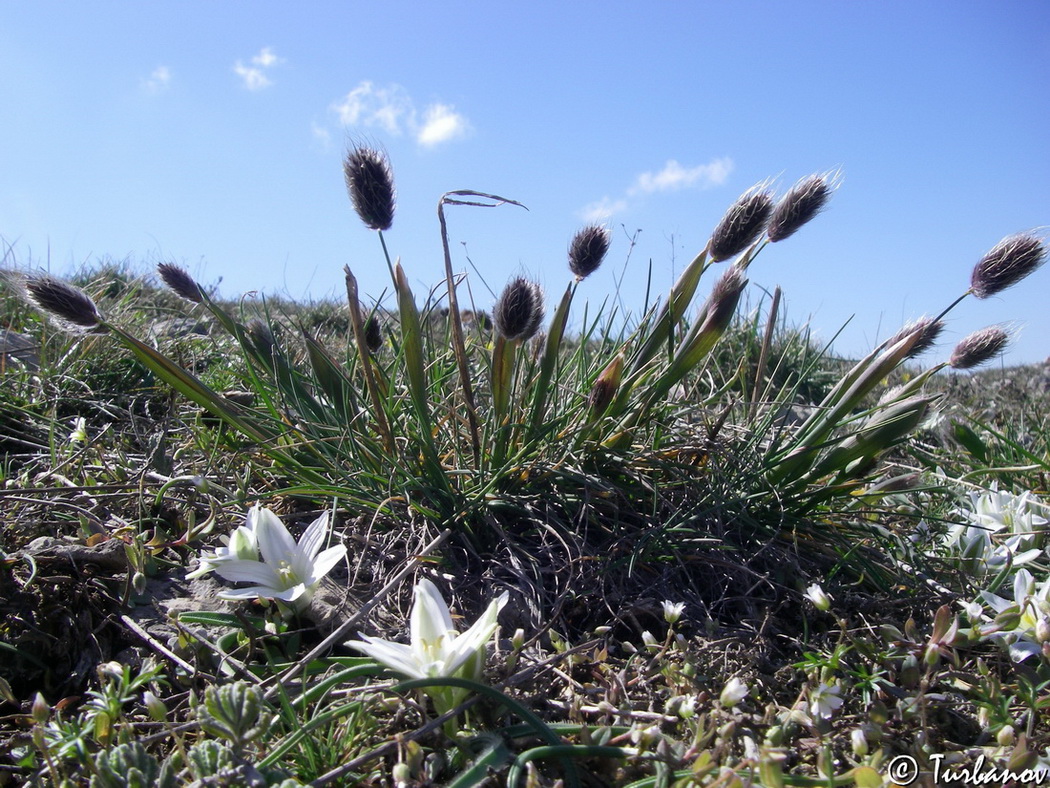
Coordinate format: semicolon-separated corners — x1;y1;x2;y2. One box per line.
804;583;832;612
143;691;168;722
720;677;749;707
850;727;869;757
589;353;624;417
31;693;50;725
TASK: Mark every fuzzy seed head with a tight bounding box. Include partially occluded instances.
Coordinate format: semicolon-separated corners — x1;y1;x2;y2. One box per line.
701;264;748;333
157;262;204;303
588;353;624;417
708;184;775;262
494;277;545;341
248;319;276;357
568;225;611;281
949;325;1010;369
343;146;396;231
24;275;104;332
767;173;834;242
881;316;944;359
970;233;1046;299
364;311;383;353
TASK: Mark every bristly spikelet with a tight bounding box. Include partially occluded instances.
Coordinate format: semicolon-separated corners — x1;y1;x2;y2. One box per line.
343;145;395;231
24;274;104;332
588;353;624;417
950;325;1011;369
364;311;383;353
247;319;276;357
709;183;775;262
700;264;748;333
880;316;944;358
493;278;545;341
157;262;204;303
767;173;836;242
568;225;611;281
970;233;1047;299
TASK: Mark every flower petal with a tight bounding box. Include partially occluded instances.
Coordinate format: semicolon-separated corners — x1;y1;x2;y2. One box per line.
410;579;456;654
307;544;347;584
440;590;509;676
255;507;298;567
350;635;426;680
214;559;281;587
298;511;330;561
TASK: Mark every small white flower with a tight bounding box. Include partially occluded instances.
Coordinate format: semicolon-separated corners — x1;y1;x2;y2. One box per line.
68;417;88;444
944;485;1048;574
850;727;869;757
351;578;509;683
720;677;749;707
662;600;686;624
804;583;832;612
186;504;263;579
809;682;843;720
212;506;346;606
980;567;1050;661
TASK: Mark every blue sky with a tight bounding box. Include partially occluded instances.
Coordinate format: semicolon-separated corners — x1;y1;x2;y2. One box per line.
2;2;1048;365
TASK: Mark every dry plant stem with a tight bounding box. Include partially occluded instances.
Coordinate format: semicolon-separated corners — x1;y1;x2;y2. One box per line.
750;285;781;422
438;194;483;466
344;267;395;455
262;528;452;701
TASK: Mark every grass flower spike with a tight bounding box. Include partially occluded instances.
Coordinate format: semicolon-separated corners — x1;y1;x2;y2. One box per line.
568;225;611;281
210;505;346;607
157;262;204;303
767;173;835;242
949;325;1010;369
970;233;1046;299
343;145;396;232
708;183;774;262
493;277;545;341
351;579;509;716
24;274;105;332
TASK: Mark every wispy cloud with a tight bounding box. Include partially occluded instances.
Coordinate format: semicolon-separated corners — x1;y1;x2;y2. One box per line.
142;66;171;94
580;196;630;223
630;158;733;194
234;47;283;91
311;121;332;150
579;156;734;220
330;81;472;147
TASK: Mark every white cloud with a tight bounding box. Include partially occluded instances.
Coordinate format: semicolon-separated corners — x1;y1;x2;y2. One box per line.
630;157;733;194
580;196;629;223
331;81;413;133
311;121;332;149
580;156;733;221
417;103;470;147
330;81;471;147
142;66;171;94
252;47;281;68
234;47;282;91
